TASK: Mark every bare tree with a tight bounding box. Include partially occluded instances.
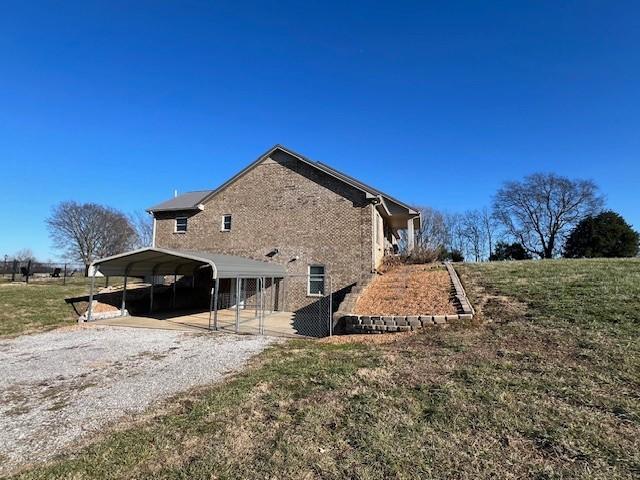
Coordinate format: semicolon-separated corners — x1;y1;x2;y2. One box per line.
444;212;465;254
13;248;37;262
480;207;499;259
398;206;448;254
460;210;486;262
414;206;449;251
493;173;603;259
46;201;137;274
129;211;154;248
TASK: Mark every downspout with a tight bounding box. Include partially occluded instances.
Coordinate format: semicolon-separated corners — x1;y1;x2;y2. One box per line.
370;205;376;273
151;214;157;248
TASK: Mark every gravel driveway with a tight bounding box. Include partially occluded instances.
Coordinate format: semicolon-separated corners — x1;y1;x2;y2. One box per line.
0;325;275;475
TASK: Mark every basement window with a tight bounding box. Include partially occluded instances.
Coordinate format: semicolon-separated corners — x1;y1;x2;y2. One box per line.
308;265;325;296
221;214;232;232
175;217;188;233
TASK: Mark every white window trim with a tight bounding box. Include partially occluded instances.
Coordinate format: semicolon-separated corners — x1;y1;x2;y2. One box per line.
174;216;188;233
307;264;325;297
220;214;232;232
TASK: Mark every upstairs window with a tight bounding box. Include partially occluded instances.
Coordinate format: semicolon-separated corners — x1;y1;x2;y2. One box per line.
175;217;188;233
308;265;325;296
221;214;232;231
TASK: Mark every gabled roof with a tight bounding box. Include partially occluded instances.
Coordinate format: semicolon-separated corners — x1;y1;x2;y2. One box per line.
147;190;213;213
147;145;419;216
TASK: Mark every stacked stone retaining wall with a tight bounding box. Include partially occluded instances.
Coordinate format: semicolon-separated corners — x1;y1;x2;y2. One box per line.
337;262;474;334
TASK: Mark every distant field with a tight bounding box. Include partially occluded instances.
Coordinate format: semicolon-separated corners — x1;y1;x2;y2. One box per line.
8;258;640;479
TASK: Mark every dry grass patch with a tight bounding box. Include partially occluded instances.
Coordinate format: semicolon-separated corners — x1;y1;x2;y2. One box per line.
320;331;416;345
354;263;457;315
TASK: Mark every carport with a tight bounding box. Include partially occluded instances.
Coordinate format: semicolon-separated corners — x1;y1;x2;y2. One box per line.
85;247;287;335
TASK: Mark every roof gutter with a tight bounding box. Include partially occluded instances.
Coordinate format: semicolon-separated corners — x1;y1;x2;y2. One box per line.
146;205;203;214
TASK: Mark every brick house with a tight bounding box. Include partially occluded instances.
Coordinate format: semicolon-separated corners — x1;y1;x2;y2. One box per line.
147;145;420;314
87;145;420;336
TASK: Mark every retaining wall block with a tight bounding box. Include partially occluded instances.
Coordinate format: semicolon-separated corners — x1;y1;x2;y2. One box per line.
420;315;435;326
458;313;473;321
382;316;395;326
373;317;385;326
395;316;408;326
408;318;422;329
361;317;373;326
433;315;447;324
445;314;460;322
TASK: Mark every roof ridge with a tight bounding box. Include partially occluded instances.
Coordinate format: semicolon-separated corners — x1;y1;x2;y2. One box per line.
148;145;417;216
275;145;417;213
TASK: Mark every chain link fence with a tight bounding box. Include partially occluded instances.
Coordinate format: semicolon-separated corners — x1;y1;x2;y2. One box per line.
207;275;334;337
280;274;333;337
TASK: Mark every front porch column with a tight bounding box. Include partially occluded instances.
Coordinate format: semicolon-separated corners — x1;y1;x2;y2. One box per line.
407;217;415;252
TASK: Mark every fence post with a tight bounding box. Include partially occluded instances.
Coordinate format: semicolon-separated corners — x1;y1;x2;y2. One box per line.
25;260;31;284
11;260;17;282
63;263;67;285
328;276;333;337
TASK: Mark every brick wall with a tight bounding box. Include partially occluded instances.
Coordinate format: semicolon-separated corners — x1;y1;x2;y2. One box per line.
154;150;375;312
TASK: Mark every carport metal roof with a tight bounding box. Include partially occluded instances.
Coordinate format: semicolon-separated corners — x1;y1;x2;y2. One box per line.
91;247;286;279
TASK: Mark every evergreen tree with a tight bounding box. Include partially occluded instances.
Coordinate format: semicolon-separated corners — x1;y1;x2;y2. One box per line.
490;241;532;261
564;211;639;258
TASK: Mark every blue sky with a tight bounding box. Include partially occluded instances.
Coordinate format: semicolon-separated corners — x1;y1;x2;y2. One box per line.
1;1;639;260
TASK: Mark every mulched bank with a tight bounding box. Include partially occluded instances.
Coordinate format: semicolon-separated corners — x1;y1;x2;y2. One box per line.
354;264;457;316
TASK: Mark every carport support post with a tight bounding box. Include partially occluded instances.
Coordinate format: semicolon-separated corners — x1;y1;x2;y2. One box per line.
270;277;274;313
149;281;154;314
208;283;215;330
235;277;240;333
281;276;287;312
260;277;265;334
254;277;259;318
85;270;96;323
213;277;220;330
172;274;177;309
150;264;160;313
121;275;128;316
256;277;261;334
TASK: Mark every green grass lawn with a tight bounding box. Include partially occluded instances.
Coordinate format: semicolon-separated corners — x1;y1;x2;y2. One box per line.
0;278;90;337
8;259;640;479
0;276;132;337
